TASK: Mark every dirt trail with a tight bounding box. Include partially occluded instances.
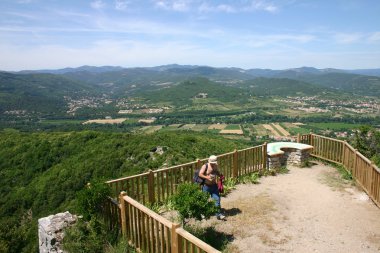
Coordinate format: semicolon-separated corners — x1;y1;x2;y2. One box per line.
214;163;380;253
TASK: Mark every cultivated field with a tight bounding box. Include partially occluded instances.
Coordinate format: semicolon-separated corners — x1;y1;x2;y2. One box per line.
220;125;243;135
138;119;156;124
220;129;244;135
208;124;227;130
180;124;196;130
262;124;280;137
83;118;127;124
273;123;290;136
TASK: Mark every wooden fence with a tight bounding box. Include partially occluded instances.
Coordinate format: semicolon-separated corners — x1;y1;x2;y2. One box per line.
304;133;380;207
103;134;380;252
104;144;266;252
119;192;220;253
106;144;266;204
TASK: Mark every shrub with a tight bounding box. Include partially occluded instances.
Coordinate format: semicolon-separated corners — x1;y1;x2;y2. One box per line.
220;177;237;196
76;180;111;221
63;217;107;253
171;183;218;224
238;172;260;184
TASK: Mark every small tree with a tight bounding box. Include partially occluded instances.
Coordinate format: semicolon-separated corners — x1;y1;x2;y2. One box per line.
171;183;218;224
63;181;114;253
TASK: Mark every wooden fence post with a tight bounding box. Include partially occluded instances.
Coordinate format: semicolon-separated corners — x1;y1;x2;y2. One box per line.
262;143;267;170
353;149;357;173
342;141;347;167
297;133;301;143
197;159;202;169
119;191;127;238
309;132;313;147
233;149;238;178
148;170;155;204
171;223;181;253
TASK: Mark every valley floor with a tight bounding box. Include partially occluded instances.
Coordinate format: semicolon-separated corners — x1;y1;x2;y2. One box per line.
209;163;380;252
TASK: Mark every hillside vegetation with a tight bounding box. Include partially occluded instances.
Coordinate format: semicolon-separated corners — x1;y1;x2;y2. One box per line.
0;72;96;114
136;78;249;106
0;130;248;253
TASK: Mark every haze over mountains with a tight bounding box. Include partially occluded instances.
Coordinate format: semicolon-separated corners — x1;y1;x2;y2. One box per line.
12;65;380;77
1;64;380;117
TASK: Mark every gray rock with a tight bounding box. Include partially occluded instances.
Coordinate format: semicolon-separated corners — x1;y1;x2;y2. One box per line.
38;211;77;253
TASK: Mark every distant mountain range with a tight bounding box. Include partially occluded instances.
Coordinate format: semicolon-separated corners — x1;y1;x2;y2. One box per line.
12;65;380;77
1;64;380;116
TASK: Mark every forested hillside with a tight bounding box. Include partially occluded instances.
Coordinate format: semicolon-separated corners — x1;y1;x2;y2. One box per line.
0;130;248;253
0;72;96;114
241;77;332;96
136;78;249;106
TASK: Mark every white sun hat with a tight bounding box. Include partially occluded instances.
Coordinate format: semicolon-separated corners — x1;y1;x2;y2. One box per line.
208;155;218;164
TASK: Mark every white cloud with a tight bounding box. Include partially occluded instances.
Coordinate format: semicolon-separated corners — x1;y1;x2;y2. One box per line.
244;34;315;48
115;0;129;10
91;0;106;10
368;32;380;42
334;33;362;44
154;0;190;12
246;0;279;13
153;0;279;13
1;38;379;71
199;3;236;13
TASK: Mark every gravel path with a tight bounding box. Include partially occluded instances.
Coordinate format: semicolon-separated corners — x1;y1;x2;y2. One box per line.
213;162;380;253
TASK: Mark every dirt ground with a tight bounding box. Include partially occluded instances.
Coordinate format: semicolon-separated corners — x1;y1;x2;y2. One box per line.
204;162;380;253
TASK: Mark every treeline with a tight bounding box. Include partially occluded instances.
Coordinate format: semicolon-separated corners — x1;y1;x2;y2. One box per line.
0;130;248;252
352;126;380;166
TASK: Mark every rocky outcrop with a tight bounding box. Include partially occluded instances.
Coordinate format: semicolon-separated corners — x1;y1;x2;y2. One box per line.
38;211;77;253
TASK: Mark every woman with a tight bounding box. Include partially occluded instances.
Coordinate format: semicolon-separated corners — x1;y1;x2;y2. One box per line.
198;155;226;220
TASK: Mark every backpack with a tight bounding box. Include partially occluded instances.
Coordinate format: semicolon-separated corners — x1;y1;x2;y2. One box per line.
193;164;208;185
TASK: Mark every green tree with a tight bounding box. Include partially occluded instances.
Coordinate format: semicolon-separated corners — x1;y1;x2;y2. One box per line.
171;183;218;224
352;125;380;167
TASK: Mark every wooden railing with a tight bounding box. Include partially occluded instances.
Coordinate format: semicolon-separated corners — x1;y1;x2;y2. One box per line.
119;192;220;253
106;144;266;204
104;144;266;253
103;134;380;252
304;134;380;207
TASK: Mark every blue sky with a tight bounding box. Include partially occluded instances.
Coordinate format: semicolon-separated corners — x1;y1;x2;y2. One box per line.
1;0;379;71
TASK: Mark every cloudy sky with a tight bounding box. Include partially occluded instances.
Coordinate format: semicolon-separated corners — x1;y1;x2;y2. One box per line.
1;0;379;71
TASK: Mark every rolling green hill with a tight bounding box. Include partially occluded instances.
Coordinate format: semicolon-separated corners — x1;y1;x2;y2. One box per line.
240;77;334;96
0;130;248;253
134;78;250;106
296;73;380;96
0;72;96;114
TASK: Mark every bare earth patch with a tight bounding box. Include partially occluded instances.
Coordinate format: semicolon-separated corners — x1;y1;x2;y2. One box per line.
273;123;291;136
220;129;244;135
82;118;127;124
262;124;281;137
203;163;380;252
208;124;228;130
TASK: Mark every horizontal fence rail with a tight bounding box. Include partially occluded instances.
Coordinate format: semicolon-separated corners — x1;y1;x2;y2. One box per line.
104;144;266;252
119;192;220;253
103;134;380;252
304;134;380;207
106;145;266;204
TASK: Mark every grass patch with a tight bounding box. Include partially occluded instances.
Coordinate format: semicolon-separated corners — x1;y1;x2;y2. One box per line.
224;124;241;130
307;122;361;130
314;158;354;190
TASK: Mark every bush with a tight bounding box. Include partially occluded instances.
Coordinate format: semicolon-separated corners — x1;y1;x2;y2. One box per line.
63;181;116;253
63;217;114;253
76;180;111;220
171;183;218;223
